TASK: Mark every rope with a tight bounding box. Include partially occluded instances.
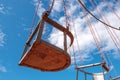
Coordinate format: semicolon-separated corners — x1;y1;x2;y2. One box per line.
92;0;120;77
43;0;51;40
102;0;120;46
29;0;41;36
72;21;82;63
62;0;78;67
112;29;120;45
79;1;107;63
77;0;120;31
63;0;68;52
62;0;70;29
102;0;120;20
62;1;71;53
112;0;120;11
29;0;55;36
107;28;120;53
43;0;55;40
46;0;55;15
89;0;105;43
66;0;83;66
72;45;77;68
70;15;83;64
106;52;118;77
89;15;106;62
92;0;120;54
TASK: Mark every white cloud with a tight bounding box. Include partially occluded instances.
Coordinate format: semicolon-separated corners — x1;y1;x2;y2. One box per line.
0;65;7;73
0;4;12;15
53;0;62;12
0;30;5;46
34;0;120;64
0;4;5;14
33;0;45;17
48;1;120;63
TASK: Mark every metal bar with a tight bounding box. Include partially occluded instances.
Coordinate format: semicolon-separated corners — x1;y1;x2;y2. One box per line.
21;16;44;58
64;33;67;52
21;21;41;57
36;19;45;40
102;65;106;80
21;44;29;58
77;0;120;31
26;22;40;46
76;62;103;69
76;69;79;80
43;14;74;47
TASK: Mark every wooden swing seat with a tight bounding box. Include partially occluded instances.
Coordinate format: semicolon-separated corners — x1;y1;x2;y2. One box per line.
19;40;71;72
19;12;74;72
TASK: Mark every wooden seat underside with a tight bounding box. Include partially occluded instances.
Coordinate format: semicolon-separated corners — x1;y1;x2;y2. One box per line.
19;40;71;72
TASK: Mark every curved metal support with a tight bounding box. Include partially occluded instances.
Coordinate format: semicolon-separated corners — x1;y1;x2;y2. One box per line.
78;0;120;31
21;11;74;59
42;12;74;47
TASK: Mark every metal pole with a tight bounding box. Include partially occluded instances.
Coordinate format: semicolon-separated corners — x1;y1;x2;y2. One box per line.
76;62;103;69
64;32;67;52
43;15;74;47
36;19;44;40
76;69;79;80
21;20;41;58
102;65;106;80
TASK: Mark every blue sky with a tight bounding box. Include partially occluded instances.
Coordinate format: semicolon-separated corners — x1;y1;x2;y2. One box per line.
0;0;120;80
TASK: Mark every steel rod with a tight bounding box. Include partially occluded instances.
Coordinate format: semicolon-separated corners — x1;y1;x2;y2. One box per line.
76;62;102;69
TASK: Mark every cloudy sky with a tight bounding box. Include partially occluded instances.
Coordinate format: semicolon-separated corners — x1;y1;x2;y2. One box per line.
0;0;120;80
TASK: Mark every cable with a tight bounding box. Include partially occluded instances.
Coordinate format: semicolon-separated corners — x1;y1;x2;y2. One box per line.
112;29;120;45
103;0;120;20
62;0;70;28
106;52;118;78
92;0;120;78
72;45;77;68
46;0;55;15
102;0;120;46
29;0;41;36
112;0;120;10
63;0;68;52
79;0;106;64
77;0;120;31
72;21;82;63
92;0;120;54
43;0;55;40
